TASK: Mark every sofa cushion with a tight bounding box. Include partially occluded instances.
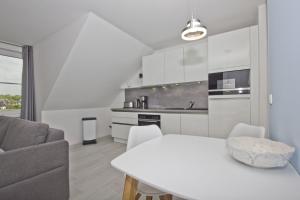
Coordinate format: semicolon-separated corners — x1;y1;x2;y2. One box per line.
46;128;64;142
0;116;14;146
1;118;49;151
0;148;4;153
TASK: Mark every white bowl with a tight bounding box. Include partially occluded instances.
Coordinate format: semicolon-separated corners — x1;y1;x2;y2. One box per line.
227;137;295;168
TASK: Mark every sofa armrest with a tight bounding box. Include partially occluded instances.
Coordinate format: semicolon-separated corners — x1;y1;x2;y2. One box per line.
0;140;69;188
46;128;64;142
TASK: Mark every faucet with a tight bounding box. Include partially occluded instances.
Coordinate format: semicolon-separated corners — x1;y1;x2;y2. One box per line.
187;101;195;109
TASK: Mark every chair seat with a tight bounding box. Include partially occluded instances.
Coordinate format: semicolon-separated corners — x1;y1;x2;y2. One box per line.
138;182;165;195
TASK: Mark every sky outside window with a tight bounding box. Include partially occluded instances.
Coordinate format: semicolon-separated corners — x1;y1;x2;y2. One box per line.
0;54;23;95
0;54;23;117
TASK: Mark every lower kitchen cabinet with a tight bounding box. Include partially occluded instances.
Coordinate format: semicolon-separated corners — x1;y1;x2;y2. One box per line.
181;114;208;137
111;111;210;143
161;114;181;134
112;123;133;143
209;96;251;138
111;111;138;119
111;112;137;143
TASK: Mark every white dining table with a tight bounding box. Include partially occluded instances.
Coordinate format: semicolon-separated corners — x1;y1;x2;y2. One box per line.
111;134;300;200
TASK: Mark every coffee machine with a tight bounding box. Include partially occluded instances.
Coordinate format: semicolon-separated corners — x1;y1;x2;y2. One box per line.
140;96;148;109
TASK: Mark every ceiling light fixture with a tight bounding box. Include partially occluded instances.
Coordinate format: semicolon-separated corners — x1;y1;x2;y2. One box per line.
181;17;207;41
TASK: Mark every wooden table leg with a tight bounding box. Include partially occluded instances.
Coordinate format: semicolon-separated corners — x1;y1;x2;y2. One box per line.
159;194;173;200
123;175;138;200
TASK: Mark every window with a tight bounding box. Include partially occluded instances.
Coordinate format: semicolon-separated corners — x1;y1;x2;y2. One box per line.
0;43;23;117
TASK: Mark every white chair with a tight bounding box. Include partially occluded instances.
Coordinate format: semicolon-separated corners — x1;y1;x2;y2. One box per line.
127;125;172;200
228;123;265;138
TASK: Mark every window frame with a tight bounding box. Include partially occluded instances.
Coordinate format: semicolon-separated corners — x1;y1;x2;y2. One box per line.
0;42;23;117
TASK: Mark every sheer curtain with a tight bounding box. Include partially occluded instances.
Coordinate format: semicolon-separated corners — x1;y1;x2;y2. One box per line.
21;45;36;121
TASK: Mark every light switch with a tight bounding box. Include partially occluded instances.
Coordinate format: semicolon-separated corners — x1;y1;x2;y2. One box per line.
269;94;273;105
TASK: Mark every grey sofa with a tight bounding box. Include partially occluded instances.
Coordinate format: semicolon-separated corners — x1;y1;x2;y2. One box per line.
0;116;69;200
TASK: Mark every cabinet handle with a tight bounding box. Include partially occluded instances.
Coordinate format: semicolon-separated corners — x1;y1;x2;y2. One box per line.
112;122;137;126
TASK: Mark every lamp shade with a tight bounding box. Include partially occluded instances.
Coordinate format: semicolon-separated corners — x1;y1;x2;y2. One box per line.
181;18;207;41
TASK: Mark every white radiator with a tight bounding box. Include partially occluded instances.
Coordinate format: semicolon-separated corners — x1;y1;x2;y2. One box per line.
82;117;97;145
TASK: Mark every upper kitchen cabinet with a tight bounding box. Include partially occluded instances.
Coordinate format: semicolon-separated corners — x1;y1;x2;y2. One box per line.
208;27;251;72
164;48;185;84
142;52;165;86
184;41;208;82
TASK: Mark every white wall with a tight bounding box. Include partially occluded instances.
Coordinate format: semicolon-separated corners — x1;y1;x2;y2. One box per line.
44;12;152;110
34;15;88;121
33;12;152;145
34;12;152;117
110;90;125;108
268;0;300;173
120;69;143;89
42;107;111;145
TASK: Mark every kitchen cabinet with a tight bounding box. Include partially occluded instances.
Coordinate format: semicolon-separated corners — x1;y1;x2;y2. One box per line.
111;111;210;142
142;52;165;86
161;114;181;135
208;27;251;72
164;48;184;84
111;111;138;120
181;114;208;137
111;112;138;143
112;123;133;143
141;26;254;86
208;96;251;138
184;41;208;82
142;42;208;86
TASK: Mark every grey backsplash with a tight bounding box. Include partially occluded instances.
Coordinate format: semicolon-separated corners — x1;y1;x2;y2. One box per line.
125;81;208;109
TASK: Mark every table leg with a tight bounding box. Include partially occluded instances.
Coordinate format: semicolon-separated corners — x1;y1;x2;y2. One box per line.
123;175;138;200
159;194;173;200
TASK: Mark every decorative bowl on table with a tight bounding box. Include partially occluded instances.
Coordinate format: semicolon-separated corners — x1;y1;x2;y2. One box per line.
227;137;295;168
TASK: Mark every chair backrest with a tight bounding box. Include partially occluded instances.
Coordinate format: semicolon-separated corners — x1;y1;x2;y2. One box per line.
127;125;162;151
229;123;265;138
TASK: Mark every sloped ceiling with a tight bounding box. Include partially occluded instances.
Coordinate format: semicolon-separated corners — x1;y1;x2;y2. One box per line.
43;13;152;110
35;15;88;110
0;0;265;49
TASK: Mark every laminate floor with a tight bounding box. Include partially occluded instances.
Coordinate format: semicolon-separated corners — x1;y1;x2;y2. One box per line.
69;136;183;200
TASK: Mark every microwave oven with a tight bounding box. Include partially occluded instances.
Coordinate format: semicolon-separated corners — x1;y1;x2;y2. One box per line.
208;69;250;95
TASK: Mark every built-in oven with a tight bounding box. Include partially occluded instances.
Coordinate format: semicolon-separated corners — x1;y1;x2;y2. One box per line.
138;114;161;128
208;69;250;95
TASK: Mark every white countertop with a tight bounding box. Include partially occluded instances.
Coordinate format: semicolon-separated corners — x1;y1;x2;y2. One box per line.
111;135;300;200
